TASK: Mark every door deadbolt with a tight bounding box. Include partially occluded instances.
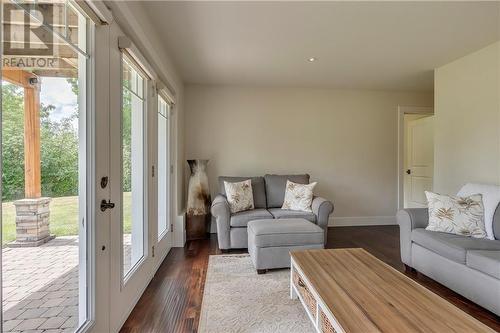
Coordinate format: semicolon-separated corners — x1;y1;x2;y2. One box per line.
100;176;108;188
100;199;115;212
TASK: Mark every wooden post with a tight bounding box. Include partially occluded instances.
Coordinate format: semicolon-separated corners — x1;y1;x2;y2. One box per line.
24;84;41;198
2;69;41;198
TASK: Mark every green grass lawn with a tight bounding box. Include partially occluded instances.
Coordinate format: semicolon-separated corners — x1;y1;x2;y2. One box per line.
2;192;132;245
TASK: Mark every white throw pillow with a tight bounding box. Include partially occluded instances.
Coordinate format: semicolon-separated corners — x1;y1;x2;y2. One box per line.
457;183;500;240
425;191;486;238
224;180;254;214
282;180;317;212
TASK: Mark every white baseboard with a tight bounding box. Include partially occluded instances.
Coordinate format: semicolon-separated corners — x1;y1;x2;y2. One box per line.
329;216;397;227
173;214;186;247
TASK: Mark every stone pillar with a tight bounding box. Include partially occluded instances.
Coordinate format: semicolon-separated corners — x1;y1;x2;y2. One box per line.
10;197;54;247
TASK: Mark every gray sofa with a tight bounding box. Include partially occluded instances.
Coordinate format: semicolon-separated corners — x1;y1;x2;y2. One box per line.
397;205;500;315
211;174;334;250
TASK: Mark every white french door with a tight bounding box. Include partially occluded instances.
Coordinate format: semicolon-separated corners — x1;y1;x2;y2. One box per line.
108;22;152;332
104;21;173;332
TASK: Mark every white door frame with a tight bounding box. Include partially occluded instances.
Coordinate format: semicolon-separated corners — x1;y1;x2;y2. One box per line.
397;106;434;210
155;93;174;256
91;22;112;333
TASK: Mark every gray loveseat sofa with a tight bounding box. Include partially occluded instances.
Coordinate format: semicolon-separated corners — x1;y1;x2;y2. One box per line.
397;205;500;315
211;174;334;250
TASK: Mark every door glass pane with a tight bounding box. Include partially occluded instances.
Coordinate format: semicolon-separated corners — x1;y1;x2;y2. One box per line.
1;1;90;332
157;97;169;239
122;56;146;278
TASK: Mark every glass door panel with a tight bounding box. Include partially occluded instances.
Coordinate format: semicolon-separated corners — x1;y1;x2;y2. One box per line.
157;97;169;240
1;1;93;332
121;56;146;279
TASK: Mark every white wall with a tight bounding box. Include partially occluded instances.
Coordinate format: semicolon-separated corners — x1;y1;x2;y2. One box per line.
185;85;432;225
434;42;500;194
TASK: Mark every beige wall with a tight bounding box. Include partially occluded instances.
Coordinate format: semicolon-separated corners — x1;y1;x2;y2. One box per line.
185;85;432;225
434;42;500;194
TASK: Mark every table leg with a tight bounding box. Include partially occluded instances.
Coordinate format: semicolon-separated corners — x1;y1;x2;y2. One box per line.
290;262;298;300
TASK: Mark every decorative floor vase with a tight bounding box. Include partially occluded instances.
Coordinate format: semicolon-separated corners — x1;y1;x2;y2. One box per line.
186;159;211;240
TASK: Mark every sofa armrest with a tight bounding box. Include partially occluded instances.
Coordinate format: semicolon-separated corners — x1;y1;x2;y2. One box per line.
211;194;231;249
396;208;429;265
312;197;334;244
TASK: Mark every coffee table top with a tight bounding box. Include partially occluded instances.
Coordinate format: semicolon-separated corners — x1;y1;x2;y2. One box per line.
291;248;494;333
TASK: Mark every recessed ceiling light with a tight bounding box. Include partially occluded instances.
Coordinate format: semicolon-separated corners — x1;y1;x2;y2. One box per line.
308;57;317;62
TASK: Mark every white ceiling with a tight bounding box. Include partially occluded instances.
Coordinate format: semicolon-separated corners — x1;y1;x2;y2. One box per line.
140;1;499;91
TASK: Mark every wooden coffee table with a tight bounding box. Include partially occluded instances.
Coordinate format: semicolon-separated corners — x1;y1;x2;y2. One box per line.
290;248;495;333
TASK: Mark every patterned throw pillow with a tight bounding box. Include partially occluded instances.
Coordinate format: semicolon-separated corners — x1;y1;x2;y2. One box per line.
224;180;254;213
282;180;317;212
425;191;486;238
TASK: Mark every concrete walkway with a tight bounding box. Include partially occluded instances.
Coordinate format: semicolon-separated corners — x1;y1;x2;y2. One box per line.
2;237;79;333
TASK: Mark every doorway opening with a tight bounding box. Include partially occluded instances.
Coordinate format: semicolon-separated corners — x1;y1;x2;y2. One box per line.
397;106;434;210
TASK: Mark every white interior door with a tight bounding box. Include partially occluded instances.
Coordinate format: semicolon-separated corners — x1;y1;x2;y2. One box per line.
404;116;434;208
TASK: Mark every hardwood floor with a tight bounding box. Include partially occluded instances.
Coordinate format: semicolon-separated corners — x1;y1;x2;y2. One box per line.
120;226;500;333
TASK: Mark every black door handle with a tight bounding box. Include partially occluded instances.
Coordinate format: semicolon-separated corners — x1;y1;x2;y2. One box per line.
100;199;115;212
406;169;411;175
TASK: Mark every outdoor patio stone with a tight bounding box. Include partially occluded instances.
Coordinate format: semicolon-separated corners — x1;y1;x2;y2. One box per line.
25;292;48;301
60;317;77;329
3;319;23;331
40;307;64;318
2;235;131;333
23;300;44;309
38;316;68;330
43;330;66;333
59;298;78;307
12;318;46;331
44;291;67;300
2;236;79;333
17;308;47;320
3;309;24;321
40;298;66;308
58;306;77;318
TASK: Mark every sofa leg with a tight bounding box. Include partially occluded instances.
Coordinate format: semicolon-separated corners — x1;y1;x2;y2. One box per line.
404;264;416;273
257;269;267;275
220;249;229;254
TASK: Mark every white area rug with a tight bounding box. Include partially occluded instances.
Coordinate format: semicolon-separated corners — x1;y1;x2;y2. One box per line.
198;254;314;333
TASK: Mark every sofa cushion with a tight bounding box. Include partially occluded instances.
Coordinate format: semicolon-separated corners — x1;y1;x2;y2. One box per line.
282;180;317;212
247;218;323;247
425;191;486;238
466;250;500;279
219;176;267;209
268;208;316;223
411;228;500;264
264;174;310;208
457;183;500;240
230;209;272;228
224;179;254;213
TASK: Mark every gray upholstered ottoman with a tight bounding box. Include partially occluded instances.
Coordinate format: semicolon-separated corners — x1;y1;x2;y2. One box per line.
247;218;325;274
